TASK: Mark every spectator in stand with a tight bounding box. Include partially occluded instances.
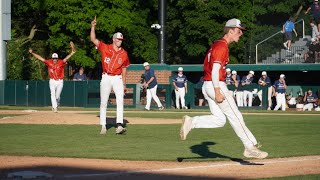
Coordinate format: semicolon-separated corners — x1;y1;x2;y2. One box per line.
241;71;254;107
304;38;320;63
73;67;87;81
303;88;318;111
282;17;298;52
273;74;287;111
305;0;320;32
257;71;272;110
310;21;320;41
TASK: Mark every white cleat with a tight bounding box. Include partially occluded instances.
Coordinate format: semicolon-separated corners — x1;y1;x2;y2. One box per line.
52;107;58;113
100;127;107;135
244;146;268;159
116;125;126;134
180;115;193;140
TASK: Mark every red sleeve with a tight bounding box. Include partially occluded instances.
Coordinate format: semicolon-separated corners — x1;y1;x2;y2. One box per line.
97;41;107;52
43;60;50;66
211;44;228;64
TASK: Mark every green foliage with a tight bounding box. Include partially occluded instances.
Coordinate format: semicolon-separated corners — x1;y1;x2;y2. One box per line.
8;0;307;79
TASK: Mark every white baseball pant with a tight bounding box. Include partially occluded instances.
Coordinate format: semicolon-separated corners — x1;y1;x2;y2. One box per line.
191;81;258;149
145;85;162;110
243;90;253;107
303;103;314;111
257;86;273;108
236;91;244;107
274;93;286;111
100;74;124;125
175;87;186;109
49;79;63;108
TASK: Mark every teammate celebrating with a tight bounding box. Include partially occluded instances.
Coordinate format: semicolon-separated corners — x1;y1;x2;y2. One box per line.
28;43;76;113
180;18;268;159
90;16;130;135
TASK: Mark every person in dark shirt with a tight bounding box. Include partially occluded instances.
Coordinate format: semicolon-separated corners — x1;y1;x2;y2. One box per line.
303;88;318;111
143;62;164;111
73;67;87;81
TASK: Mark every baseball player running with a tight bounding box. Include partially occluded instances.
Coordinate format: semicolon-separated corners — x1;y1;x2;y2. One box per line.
28;43;76;113
172;67;188;109
180;18;268;159
273;74;287;111
143;62;164;111
91;16;130;135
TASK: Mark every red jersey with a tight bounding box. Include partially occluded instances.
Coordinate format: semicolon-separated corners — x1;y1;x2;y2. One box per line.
44;60;66;80
203;38;229;81
97;42;130;75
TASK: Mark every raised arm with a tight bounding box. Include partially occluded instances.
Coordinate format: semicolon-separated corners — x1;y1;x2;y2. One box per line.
29;48;45;62
90;16;99;47
63;50;76;63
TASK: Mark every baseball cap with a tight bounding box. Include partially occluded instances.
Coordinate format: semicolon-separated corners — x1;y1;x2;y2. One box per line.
262;71;267;76
143;62;150;67
52;53;59;59
113;32;124;40
225;18;246;30
280;74;285;78
231;70;237;75
249;70;254;75
178;67;183;71
226;68;231;72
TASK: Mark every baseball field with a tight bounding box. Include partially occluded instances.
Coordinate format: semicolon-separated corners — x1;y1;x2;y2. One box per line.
0;107;319;179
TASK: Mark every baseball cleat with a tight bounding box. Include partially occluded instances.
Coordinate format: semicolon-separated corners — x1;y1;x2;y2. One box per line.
180;115;193;140
100;127;107;135
159;106;164;110
243;146;268;159
116;126;126;135
52;107;58;113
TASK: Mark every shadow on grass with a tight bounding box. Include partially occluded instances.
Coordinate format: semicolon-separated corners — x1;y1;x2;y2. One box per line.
177;141;264;165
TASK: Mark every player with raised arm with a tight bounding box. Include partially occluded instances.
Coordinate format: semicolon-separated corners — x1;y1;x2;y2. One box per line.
179;18;268;159
29;42;76;113
90;16;130;135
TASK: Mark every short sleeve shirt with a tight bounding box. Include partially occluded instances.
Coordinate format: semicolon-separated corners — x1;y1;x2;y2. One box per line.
203;39;229;81
172;74;188;88
144;69;157;89
306;93;318;104
44;60;66;80
273;80;286;93
258;76;271;87
284;21;295;32
73;73;87;81
97;42;130;75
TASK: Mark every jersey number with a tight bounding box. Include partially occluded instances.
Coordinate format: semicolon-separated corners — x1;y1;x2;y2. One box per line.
104;57;111;64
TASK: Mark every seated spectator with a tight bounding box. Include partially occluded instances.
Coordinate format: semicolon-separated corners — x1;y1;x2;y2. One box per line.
310;21;320;41
73;67;87;81
304;38;320;63
303;88;318;111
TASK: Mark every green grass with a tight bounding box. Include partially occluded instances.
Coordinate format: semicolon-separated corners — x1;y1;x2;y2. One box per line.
255;174;320;180
0;115;319;161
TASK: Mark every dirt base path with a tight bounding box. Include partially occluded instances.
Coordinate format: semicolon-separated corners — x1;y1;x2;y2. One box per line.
1;155;320;180
1;110;320;179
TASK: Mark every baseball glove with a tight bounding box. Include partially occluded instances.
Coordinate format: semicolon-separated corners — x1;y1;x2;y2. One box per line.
70;41;76;52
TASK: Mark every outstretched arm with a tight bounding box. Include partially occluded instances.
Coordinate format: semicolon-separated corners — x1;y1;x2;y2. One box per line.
63;51;76;63
29;48;45;62
90;16;99;47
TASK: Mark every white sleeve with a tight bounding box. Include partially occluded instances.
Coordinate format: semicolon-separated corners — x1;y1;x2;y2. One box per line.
211;63;221;88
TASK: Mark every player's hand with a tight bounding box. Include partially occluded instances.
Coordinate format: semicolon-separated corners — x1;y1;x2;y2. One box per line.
91;16;97;27
124;86;127;96
185;89;188;94
70;41;76;53
175;87;179;91
214;88;225;103
28;48;33;54
144;83;149;88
